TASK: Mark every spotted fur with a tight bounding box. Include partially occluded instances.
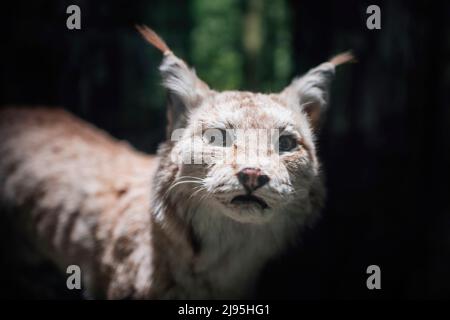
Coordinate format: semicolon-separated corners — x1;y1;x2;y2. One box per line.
0;28;352;299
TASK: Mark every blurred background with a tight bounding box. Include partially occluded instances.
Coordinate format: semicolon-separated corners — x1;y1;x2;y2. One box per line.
1;0;449;299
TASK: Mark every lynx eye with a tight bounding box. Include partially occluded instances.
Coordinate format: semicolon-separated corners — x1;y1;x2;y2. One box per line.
278;135;298;153
203;128;232;147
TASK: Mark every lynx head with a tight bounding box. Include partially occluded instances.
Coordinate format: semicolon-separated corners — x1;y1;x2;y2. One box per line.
138;26;353;224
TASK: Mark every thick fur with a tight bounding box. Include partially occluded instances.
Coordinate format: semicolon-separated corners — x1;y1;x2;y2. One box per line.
0;108;156;298
0;28;352;299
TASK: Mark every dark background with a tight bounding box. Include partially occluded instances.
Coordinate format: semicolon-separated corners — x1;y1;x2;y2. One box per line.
1;0;449;299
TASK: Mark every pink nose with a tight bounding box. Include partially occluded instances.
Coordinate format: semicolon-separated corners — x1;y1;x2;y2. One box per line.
237;167;270;192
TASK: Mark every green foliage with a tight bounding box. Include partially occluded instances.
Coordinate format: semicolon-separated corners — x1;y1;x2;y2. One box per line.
191;0;244;90
190;0;292;92
259;0;293;92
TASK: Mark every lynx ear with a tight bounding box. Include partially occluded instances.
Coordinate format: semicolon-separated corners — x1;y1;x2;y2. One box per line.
136;25;210;133
281;52;354;129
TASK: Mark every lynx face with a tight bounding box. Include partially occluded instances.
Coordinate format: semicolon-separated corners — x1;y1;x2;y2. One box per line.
171;91;318;223
137;26;353;224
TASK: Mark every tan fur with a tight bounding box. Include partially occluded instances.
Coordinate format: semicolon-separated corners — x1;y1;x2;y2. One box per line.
329;51;356;66
0;107;157;298
0;28;352;299
136;25;172;55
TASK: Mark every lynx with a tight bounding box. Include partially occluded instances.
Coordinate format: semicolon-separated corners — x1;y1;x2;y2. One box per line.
0;26;353;299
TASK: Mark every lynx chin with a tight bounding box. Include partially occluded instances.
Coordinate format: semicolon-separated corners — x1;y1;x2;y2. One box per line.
0;26;354;299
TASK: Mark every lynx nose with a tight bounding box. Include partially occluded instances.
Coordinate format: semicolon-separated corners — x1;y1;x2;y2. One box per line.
237;167;270;192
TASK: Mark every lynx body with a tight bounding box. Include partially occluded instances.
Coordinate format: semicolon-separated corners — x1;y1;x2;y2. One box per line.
0;27;352;299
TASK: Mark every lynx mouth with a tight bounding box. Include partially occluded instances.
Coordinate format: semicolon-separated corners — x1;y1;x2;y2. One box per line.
230;194;269;210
